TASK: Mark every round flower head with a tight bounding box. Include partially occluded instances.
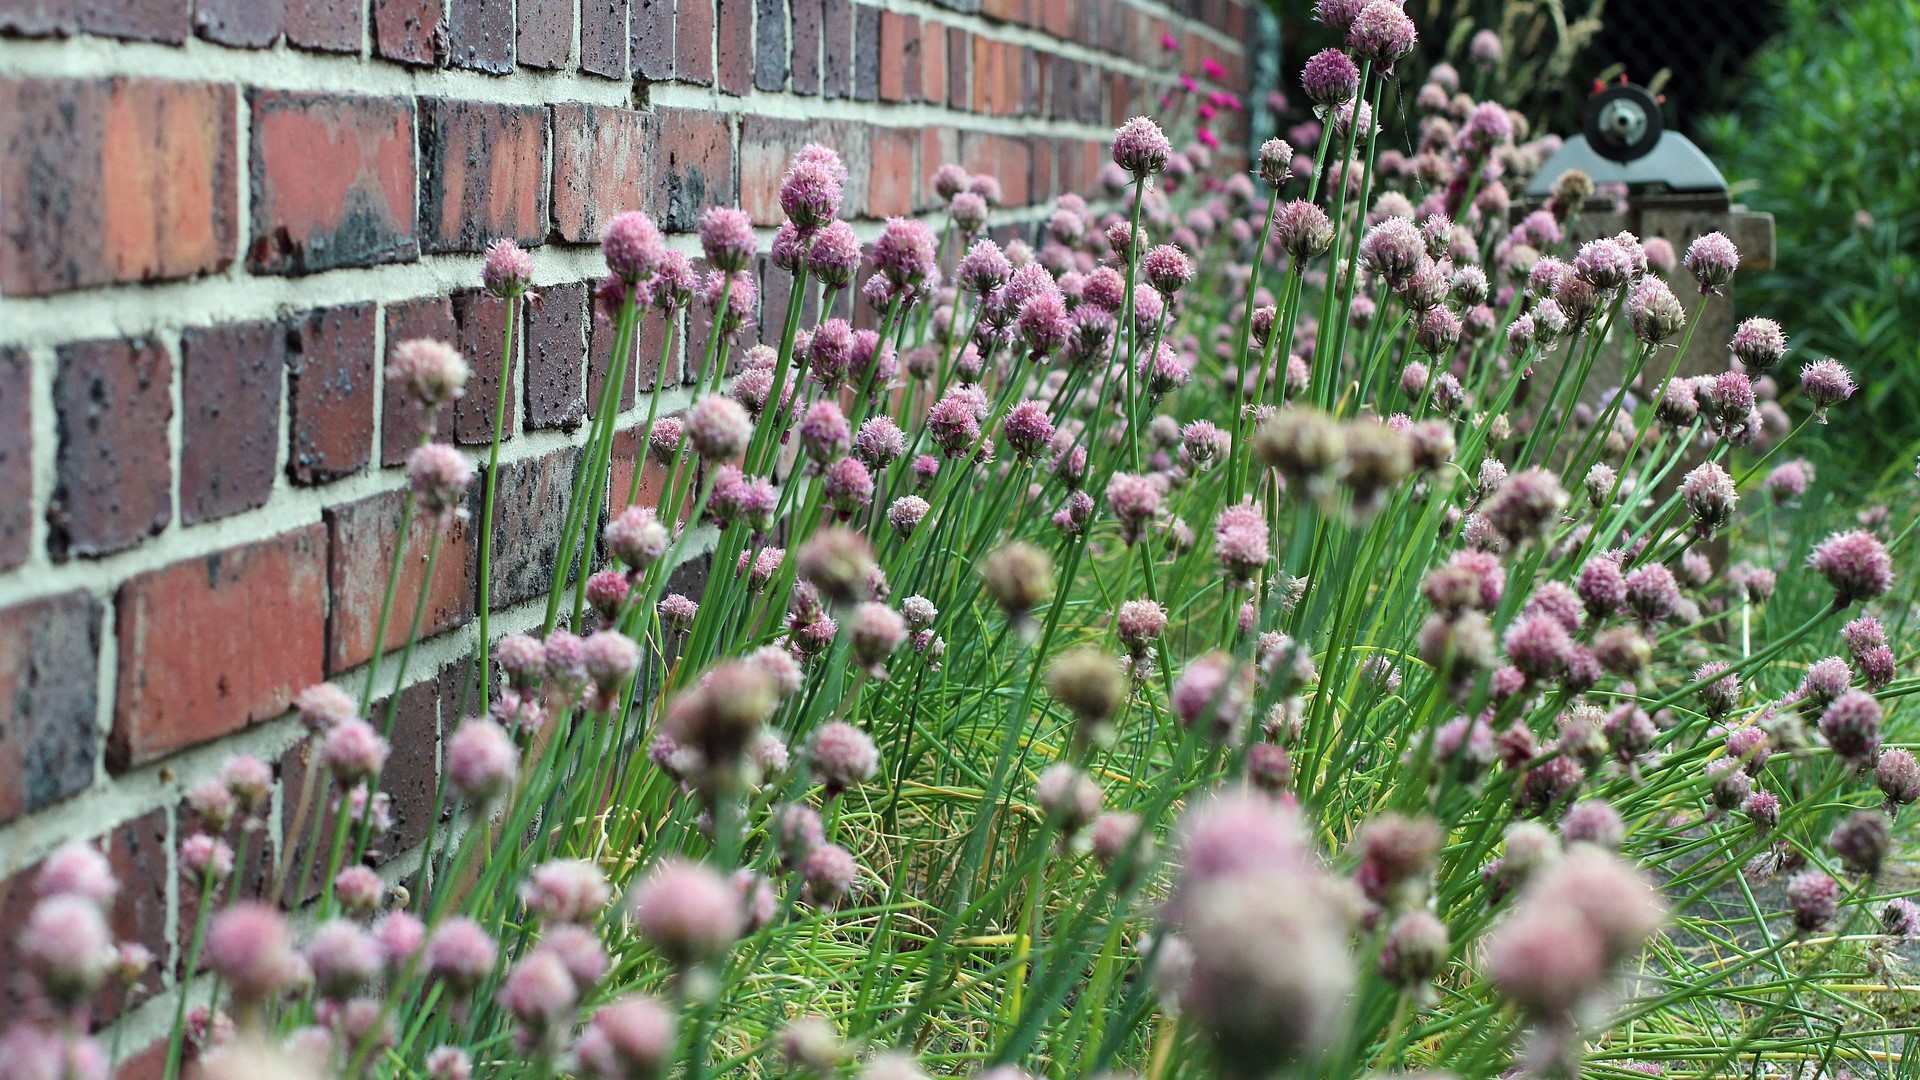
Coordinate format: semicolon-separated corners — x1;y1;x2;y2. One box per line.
1883;898;1920;940
295;682;359;733
871;217;938;287
1047;647;1127;731
780;150;845;228
408;442;475;520
1258;137;1294;186
1301;48;1360;106
1142;243;1194;296
886;495;930;539
482;239;535;298
605;505;670;570
1377;909;1449;987
1017;290;1072;358
1684;231;1738;293
388;339;470;410
1347;0;1416;64
948;190;989;234
1730;317;1787;373
685;394;753;460
957;239;1012;295
1483;467;1568;545
307;918;381;1000
1808;529;1893;605
1680;461;1737;538
333;865;384;916
425;916;499;993
1358;217;1424;285
1875;747;1920;806
808;720;879;794
797;526;875;605
804;220;862;288
21;893;116;1004
632;861;743;967
1002;400;1057;460
967;172;1003;204
698;206;757;272
1627;276;1685;344
801;844;859;907
1624;563;1681;625
931;161;970;200
1035;763;1103;834
576;996;675;1080
980;541;1054;626
1312;0;1366;33
1171;651;1254;738
1829;810;1890;876
1112;116;1173;176
447;717;518;803
1800;359;1856;418
321;717;390;785
848;602;907;676
205;902;300;1002
1787;871;1840;932
602;211;666;281
1820;689;1883;768
1213;502;1270;584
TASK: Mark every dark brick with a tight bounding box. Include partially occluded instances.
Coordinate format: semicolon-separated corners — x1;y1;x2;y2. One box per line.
0;591;102;825
790;0;818;94
716;0;752;94
326;486;476;674
852;4;878;101
631;0;672;80
820;0;849;98
0;808;168;1022
655;106;733;231
284;0;360;51
193;0;281;44
248;91;418;275
112;524;328;770
525;281;588;431
947;25;968;110
181;321;283;525
609;418;678;516
450;289;517;446
420;98;549;254
287;302;377;485
0;348;28;571
0;0;75;36
753;0;786;91
518;0;573;68
675;0;712;84
635;300;675;391
580;0;628;77
49;338;172;561
0;78;237;297
78;0;189;41
374;0;444;65
449;0;513;73
482;446;587;609
588;300;639;415
382;295;456;466
550;102;654;244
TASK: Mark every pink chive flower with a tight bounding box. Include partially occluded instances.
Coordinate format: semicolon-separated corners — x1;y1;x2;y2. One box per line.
388;339;470;410
205;902;301;1002
1347;0;1417;65
447;717;518;803
1819;689;1883;768
321;718;390;785
522;860;611;925
1808;529;1894;605
37;843;118;907
807;220;863;288
780;147;845;228
632;861;744;966
685;394;753;460
1112;116;1173;176
427;917;499;991
575;996;675;1079
1213;502;1271;584
1679;461;1738;538
22;894;116;1004
699;206;757;272
872;217;939;287
1002;401;1057;460
1300;48;1359;107
408;442;475;520
1730;317;1787;373
808;720;880;794
948;190;989;234
602;211;666;281
930;162;970;200
1684;231;1738;293
308;919;382;1000
1800;359;1856;419
1142;243;1195;296
1311;0;1367;33
482;238;535;298
334;865;384;915
1787;872;1840;932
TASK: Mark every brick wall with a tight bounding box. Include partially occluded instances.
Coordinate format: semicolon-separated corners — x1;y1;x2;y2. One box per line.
0;0;1249;1060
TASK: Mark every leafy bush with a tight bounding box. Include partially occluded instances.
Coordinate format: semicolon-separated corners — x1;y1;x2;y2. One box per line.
1701;0;1920;465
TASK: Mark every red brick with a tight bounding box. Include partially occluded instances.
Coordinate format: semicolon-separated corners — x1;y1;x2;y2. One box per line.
588;301;639;415
753;0;786;91
635;299;676;392
284;0;360;51
1021;46;1042;115
820;0;849;98
0;807;168;1022
919;19;947;106
0;348;28;571
0;78;237;297
485;446;586;609
248;91;417;275
878;10;915;102
518;0;574;68
449;0;512;73
112;524;328;770
970;35;995;114
609;423;677;516
867;126;915;218
630;0;673;80
49;338;173;561
287;302;377;485
852;4;878;101
716;0;752;95
550;102;654;244
739;115;832;227
382;295;457;466
114;1040;168;1080
675;0;713;84
580;0;628;77
790;0;819;94
917;126;958;212
193;0;281;44
0;591;102;825
181;321;283;525
79;0;189;41
525;281;588;431
655;106;734;231
946;26;967;110
980;0;1022;23
1040;0;1068;38
450;289;517;446
326;486;476;674
421;98;549;254
374;0;444;65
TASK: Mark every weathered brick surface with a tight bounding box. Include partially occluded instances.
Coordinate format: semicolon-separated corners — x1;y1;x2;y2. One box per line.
287;302;377;485
180;321;283;525
248;91;417;275
382;294;458;465
0;590;102;825
0;78;237;297
326;486;476;673
551;103;653;243
716;0;752;95
49;338;174;561
868;125;916;218
630;0;673;80
674;0;713;84
0;348;29;571
579;0;628;76
525;281;589;431
754;0;786;91
482;446;586;609
655;106;734;231
820;0;850;98
449;0;514;73
112;524;328;770
283;0;360;51
852;4;879;101
518;0;574;69
421;99;550;254
789;0;819;94
78;0;191;41
450;289;518;446
193;0;282;45
588;301;640;414
374;0;444;66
